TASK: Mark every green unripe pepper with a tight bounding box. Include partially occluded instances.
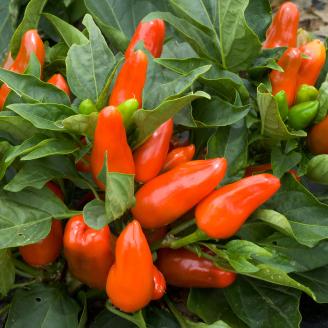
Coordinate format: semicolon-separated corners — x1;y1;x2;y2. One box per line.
288;100;319;130
117;98;139;129
79;99;97;115
274;90;288;121
295;84;319;104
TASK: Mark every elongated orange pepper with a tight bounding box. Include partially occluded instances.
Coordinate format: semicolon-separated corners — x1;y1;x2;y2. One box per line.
162;144;195;172
125;19;165;58
109;50;148;107
48;73;71;96
19;182;63;267
0;30;45;110
132;158;227;229
157;248;236;288
134;119;174;183
270;47;302;105
195;174;281;239
263;2;300;49
90;106;135;189
296;39;326;89
64;215;115;290
106;220;154;312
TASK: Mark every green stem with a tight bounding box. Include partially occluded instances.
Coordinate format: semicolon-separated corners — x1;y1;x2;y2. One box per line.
163;229;209;249
169;219;195;235
12;280;37;289
105;303;146;328
15;268;34;279
165;296;188;328
0;304;10;317
56;210;82;219
13;259;43;278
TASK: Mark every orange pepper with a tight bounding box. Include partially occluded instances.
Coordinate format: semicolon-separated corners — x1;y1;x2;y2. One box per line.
162;144;195;172
47;73;71;97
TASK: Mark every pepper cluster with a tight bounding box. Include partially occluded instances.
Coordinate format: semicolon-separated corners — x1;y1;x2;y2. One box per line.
9;18;284;314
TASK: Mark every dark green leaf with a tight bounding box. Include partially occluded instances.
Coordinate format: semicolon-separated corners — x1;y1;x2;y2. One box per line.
83;199;107;230
8;103;75;131
271;147;302;178
6;284;80;328
90;310;136;328
66;14;115;102
0;249;15;297
62;112;98;137
105;173;135;224
0;69;70;105
0;187;72;248
224;278;301;328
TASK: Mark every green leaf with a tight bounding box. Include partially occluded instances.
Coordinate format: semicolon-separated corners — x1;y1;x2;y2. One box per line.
265;175;328;247
132;91;209;148
43;13;88;47
0;249;15;297
257;84;307;140
293;266;328;303
187;289;247;327
84;0;169;52
224;277;301;328
21;138;79;160
262;234;328;273
0;187;72;249
192;96;250;128
8;103;75;131
0;69;70;105
6;284;80;328
4;156;87;192
157;58;249;102
83;199;107;230
307;154;328;185
0;0;16;62
66;14;115;102
253;209;295;240
105;173;135;224
271;147;302;178
10;0;48;57
90;310;136;328
25;52;41;78
143;64;211;110
207;118;248;184
62;112;98;138
315;74;328;123
218;0;262;71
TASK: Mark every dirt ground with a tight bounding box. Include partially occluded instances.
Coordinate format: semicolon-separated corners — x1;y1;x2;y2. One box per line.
271;0;328;37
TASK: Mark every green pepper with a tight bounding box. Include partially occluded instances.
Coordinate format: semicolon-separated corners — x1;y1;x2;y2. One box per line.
79;99;97;115
117;98;139;129
288;100;319;130
274;90;288;121
295;84;319;104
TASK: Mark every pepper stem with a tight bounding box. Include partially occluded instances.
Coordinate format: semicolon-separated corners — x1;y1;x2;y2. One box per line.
162;229;209;249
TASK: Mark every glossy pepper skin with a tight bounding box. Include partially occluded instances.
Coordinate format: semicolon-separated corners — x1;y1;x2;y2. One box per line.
270;48;302;106
196;174;281;239
125;19;165;58
295;84;319;104
47;74;70;96
263;2;300;49
157;248;236;288
152;265;166;300
308;116;328;154
90;106;135;189
274;90;288;121
106;220;154;313
19;182;63;267
64;215;114;290
134;119;174;183
0;30;45;110
162;144;195;172
288;100;319;130
132;158;227;229
109;50;148;107
296;40;326;88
